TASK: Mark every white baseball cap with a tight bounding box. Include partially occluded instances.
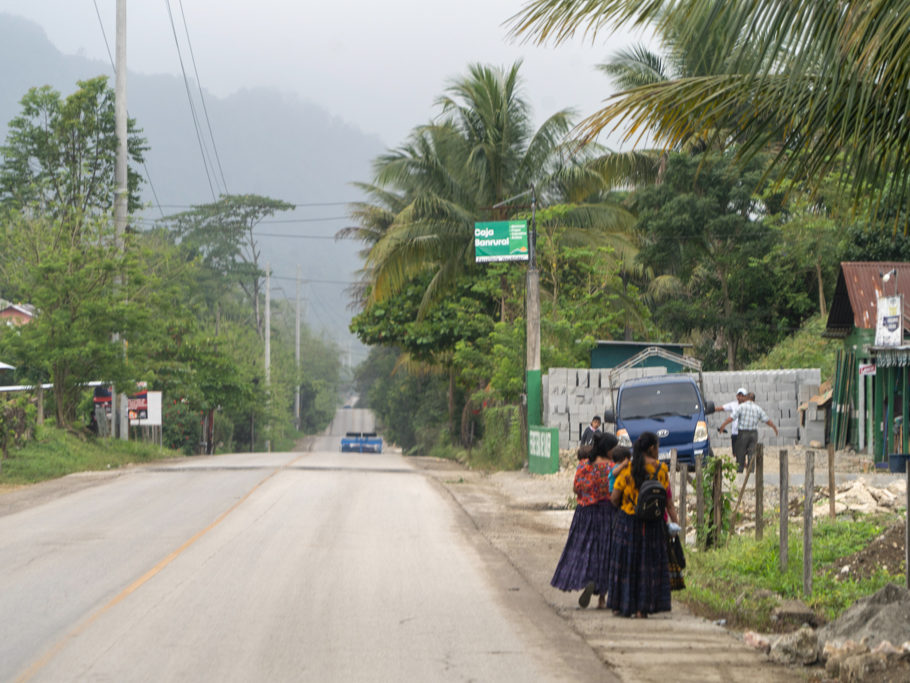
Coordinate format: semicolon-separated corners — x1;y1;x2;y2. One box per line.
736;387;748;395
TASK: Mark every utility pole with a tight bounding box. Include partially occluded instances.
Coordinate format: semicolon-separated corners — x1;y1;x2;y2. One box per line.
112;0;129;440
295;265;301;431
264;264;271;452
489;187;542;428
526;192;541;426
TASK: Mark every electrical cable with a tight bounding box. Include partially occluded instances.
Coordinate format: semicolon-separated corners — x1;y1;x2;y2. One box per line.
91;0;166;219
177;0;229;194
164;0;218;200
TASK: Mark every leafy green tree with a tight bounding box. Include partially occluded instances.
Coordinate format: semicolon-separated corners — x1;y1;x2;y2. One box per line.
165;194;294;339
628;151;779;369
0;76;147;217
354;345;450;452
360;63;575;308
510;0;910;222
0;212;152;426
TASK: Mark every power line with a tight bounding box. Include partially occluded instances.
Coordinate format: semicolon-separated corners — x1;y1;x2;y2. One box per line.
254;216;349;224
177;0;229;193
164;0;218;200
255;233;338;240
151;201;357;208
271;276;355;285
91;0;166;219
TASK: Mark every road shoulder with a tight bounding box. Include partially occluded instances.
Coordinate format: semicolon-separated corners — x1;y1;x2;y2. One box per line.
413;456;807;683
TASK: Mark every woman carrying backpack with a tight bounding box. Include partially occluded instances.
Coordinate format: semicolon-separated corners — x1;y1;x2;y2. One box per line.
606;431;678;618
551;431;618;609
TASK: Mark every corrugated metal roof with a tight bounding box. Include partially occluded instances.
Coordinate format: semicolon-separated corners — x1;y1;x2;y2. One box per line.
825;262;910;333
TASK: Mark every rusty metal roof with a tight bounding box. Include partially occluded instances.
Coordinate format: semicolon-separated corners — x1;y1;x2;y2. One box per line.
825;262;910;336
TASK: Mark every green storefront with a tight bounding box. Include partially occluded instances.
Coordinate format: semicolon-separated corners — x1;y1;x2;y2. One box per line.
825;262;910;461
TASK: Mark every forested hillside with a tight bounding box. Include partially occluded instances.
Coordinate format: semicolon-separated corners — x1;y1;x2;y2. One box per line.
0;12;383;345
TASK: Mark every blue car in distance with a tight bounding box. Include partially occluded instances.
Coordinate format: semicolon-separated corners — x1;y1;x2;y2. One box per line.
603;374;715;466
340;432;383;453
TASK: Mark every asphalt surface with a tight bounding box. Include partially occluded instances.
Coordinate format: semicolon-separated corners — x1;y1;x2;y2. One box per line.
0;409;610;682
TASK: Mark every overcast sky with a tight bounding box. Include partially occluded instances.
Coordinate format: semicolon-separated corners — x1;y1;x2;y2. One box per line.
0;0;650;148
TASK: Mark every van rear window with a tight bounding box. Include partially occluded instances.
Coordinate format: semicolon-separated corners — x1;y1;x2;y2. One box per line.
619;382;702;419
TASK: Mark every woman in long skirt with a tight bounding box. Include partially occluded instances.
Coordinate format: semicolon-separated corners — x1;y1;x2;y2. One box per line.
607;431;678;618
551;432;617;608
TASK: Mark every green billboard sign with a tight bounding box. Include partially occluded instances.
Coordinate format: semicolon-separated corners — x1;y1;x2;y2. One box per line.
528;426;559;474
474;220;529;263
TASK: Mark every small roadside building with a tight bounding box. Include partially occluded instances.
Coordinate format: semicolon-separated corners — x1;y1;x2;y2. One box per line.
590;340;692;373
824;261;910;461
0;303;35;326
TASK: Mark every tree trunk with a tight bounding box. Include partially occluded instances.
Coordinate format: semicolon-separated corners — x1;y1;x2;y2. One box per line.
460;399;474;447
719;268;736;370
54;375;66;427
447;370;455;438
622;270;633;341
816;260;827;318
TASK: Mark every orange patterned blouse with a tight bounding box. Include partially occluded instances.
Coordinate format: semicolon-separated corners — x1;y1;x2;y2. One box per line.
573;461;612;506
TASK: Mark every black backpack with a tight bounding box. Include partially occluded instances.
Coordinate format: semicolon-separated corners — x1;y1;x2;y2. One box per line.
635;463;667;521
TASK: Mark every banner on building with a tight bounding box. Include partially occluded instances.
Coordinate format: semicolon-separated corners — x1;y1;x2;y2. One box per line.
875;294;903;347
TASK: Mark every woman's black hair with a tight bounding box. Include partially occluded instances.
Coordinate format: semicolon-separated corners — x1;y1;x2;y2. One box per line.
632;431;659;489
611;446;631;464
590;431;618;460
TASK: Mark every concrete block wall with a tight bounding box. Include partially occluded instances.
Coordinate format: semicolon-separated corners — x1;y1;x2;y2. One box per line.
544;367;822;450
702;369;821;448
545;366;666;449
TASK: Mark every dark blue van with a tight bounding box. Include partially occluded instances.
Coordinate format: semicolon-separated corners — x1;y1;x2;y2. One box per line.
603;375;714;465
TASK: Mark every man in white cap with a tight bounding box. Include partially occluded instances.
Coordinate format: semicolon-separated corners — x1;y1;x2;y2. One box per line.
719;394;779;472
714;387;748;454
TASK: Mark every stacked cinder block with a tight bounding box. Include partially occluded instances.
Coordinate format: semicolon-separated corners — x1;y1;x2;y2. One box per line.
800;383;828;446
544;366;666;449
543;367;822;451
702;369;821;448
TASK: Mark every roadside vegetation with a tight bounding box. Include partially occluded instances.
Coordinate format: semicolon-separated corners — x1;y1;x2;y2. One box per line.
0;78;341;463
348;1;910;464
680;514;904;631
0;426;179;486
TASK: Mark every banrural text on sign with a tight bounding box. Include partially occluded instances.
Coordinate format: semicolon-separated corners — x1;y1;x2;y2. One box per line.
474;220;529;263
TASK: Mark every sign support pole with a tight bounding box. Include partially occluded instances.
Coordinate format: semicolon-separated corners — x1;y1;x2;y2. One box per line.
526;193;541;427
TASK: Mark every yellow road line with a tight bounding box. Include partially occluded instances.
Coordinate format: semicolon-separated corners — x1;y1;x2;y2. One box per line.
16;455;305;682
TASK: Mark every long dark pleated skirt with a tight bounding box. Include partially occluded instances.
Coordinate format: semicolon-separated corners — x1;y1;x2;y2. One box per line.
606;510;672;616
551;500;612;594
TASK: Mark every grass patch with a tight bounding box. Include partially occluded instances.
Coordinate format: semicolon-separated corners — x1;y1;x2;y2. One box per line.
679;515;903;631
0;426;182;485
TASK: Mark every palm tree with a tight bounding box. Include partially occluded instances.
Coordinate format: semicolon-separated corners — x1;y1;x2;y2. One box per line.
358;63;573;309
348;62;639;313
510;0;910;223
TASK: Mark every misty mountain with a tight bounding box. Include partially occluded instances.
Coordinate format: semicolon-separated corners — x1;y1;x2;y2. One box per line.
0;13;383;350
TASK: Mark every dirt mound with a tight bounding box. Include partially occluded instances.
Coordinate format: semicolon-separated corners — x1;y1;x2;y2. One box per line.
831;520;906;583
818;583;910;652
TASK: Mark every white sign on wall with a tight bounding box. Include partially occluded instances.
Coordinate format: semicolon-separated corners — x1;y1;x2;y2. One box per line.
875;295;903;347
133;391;162;426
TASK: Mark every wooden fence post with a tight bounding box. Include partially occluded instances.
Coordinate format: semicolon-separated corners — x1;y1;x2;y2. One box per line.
695;455;705;550
712;462;723;547
669;448;678;503
780;448;789;572
679;464;689;542
36;384;44;426
804;449;815;595
828;443;836;519
756;444;764;540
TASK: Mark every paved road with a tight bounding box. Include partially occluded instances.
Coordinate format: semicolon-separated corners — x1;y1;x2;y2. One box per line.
0;411;608;682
